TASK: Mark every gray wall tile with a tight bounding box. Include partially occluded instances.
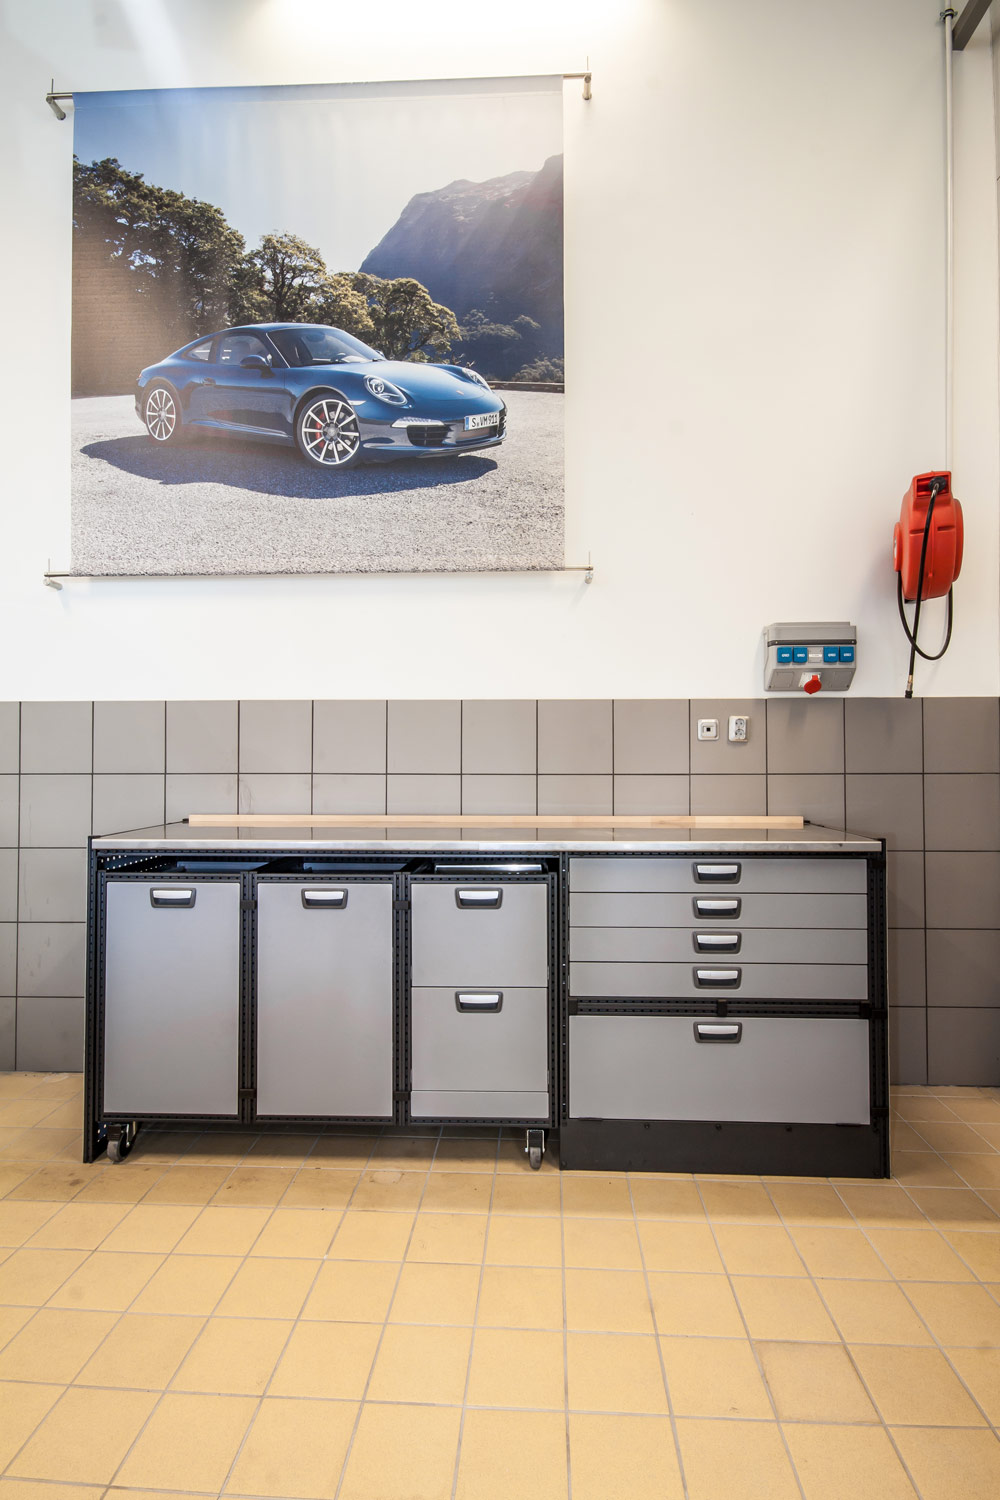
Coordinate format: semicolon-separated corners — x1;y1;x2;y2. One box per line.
927;1008;1000;1087
239;700;313;773
924;698;999;773
923;774;1000;852
461;775;536;815
93;701;165;773
462;701;536;774
238;774;312;816
92;775;165;836
767;774;845;829
888;929;925;1007
386;775;461;815
18;850;88;923
690;775;766;815
0;704;18;773
538;701;613;775
0;851;15;922
690;700;766;775
613;701;689;775
613;776;689;815
387;702;461;774
925;853;1000;930
20;702;92;773
17;923;86;998
537;775;613;816
926;930;1000;1007
890;1006;927;1085
845;774;923;850
887;852;925;929
166;701;238;773
19;776;91;848
0;925;14;996
765;699;844;775
0;996;13;1071
845;698;922;773
0;776;17;846
313;774;387;815
314;701;386;774
165;773;238;823
15;996;85;1072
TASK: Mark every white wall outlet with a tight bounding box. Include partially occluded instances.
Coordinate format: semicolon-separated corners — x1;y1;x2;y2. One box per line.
697;719;719;741
728;715;749;742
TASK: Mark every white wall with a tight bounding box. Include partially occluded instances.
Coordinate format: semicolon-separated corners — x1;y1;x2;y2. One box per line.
0;0;996;700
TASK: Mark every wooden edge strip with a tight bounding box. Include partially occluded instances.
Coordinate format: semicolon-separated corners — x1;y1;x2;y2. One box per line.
187;812;805;829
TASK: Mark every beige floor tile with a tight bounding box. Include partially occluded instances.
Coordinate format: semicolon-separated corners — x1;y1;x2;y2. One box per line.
0;1127;80;1161
942;1153;1000;1190
140;1165;232;1205
306;1135;376;1167
629;1178;706;1220
789;1225;890;1279
818;1278;932;1344
867;1227;976;1281
945;1346;1000;1423
0;1309;116;1383
676;1416;799;1500
485;1215;562;1267
893;1152;966;1189
851;1343;986;1426
0;1202;61;1246
269;1319;380;1399
128;1129;202;1164
784;1423;919;1500
130;1254;241;1315
0;1247;88;1305
836;1183;927;1226
243;1133;317;1164
46;1251;164;1312
24;1202;129;1251
904;1280;1000;1345
569;1412;684;1500
476;1264;563;1329
214;1256;318;1319
76;1312;204;1389
565;1268;653;1333
212;1165;297;1207
894;1096;959;1122
302;1259;398;1322
732;1275;838;1342
648;1271;744;1337
713;1223;806;1276
98;1204;201;1254
280;1168;359;1208
407;1212;487;1264
891;1425;1000;1500
488;1173;561;1215
456;1408;568;1500
944;1228;1000;1280
390;1260;482;1324
72;1165;164;1204
173;1131;255;1165
561;1173;633;1217
891;1121;932;1151
914;1121;995;1154
7;1386;157;1484
567;1331;667;1413
698;1180;780;1222
367;1323;471;1404
350;1167;428;1212
6;1165;102;1202
757;1339;877;1422
0;1382;66;1469
637;1220;723;1273
468;1326;565;1407
979;1190;1000;1216
563;1217;642;1271
906;1187;998;1229
371;1135;438;1168
170;1315;292;1395
225;1396;358;1497
0;1306;33;1350
116;1391;257;1491
0;1164;40;1198
0;1097;72;1128
433;1136;499;1170
329;1209;415;1260
340;1401;461;1500
175;1205;272;1256
0;1482;104;1500
660;1335;771;1418
942;1097;1000;1123
420;1170;494;1213
247;1206;340;1258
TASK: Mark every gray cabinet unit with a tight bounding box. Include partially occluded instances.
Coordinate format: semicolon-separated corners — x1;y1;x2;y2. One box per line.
255;879;394;1118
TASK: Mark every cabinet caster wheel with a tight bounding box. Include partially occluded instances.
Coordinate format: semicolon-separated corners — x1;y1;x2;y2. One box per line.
528;1146;542;1170
106;1123;137;1164
525;1128;545;1172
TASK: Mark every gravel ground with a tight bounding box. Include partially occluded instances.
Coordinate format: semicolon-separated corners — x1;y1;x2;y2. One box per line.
71;390;563;575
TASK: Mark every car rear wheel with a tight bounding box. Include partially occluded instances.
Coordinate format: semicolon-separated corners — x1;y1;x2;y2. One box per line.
143;383;184;446
296;395;362;469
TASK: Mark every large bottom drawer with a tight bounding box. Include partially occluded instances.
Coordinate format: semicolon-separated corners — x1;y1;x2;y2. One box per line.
569;1014;870;1124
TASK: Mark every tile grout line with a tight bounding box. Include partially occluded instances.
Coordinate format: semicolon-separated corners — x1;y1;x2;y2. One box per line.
560;1146;573;1500
449;1128;501;1500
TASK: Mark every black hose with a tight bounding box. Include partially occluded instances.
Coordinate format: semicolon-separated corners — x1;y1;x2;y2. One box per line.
898;476;953;697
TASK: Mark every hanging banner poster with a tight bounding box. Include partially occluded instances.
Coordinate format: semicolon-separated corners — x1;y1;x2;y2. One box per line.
70;78;564;575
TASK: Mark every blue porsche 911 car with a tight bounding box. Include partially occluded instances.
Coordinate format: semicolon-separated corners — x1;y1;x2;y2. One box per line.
134;323;506;469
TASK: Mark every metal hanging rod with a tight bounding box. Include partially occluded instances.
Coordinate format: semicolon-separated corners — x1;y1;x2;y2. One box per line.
43;561;595;590
564;72;592;100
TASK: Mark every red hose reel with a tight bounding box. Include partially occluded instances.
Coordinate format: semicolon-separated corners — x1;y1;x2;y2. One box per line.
893;471;963;601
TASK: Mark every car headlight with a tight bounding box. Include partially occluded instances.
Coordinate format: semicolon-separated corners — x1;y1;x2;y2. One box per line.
364;376;408;405
458;367;491;390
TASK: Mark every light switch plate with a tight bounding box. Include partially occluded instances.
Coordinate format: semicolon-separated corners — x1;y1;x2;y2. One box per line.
697;719;719;741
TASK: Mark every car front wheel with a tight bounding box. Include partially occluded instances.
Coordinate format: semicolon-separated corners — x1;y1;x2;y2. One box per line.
143;383;184;446
296;395;362;469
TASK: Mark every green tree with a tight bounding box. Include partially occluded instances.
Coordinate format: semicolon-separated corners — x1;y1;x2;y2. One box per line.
343;273;459;361
251;233;327;321
309;271;377;343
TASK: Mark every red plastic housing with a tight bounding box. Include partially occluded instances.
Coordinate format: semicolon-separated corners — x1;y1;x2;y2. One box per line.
892;471;964;602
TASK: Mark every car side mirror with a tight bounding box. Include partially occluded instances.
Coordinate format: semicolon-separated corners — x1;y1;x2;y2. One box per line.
240;355;273;376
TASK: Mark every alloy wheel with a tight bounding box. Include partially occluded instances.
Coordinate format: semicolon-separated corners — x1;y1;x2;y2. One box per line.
301;397;361;466
145;388;177;442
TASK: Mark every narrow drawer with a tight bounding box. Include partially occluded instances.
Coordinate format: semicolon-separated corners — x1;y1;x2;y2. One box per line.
570;856;867;895
569;1014;871;1123
570;927;868;965
570;891;868;929
411;880;548;987
411;986;548;1093
570;961;868;1001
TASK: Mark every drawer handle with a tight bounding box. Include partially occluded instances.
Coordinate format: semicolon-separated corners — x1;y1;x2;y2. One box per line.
694;932;741;953
693;898;741;918
456;888;503;909
150;888;195;908
694;1022;743;1043
301;888;348;909
455;991;503;1012
694;967;742;988
694;862;741;883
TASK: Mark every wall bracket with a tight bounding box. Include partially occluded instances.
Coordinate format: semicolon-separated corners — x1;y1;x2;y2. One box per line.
45;80;71;120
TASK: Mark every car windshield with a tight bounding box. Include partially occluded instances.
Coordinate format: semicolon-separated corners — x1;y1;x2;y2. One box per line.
270;327;382;367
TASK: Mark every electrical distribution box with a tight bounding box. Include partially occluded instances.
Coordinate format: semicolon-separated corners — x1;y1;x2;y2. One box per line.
763;622;857;693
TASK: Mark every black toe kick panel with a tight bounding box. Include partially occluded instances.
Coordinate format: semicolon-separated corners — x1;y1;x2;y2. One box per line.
559;1118;886;1177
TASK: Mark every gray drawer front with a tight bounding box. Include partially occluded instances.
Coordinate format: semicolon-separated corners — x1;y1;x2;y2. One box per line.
570;856;867;895
570;926;868;965
571;892;867;929
571;961;868;1001
411;1089;549;1120
256;881;394;1117
411;986;548;1092
411;881;548;987
104;878;241;1116
569;1014;870;1124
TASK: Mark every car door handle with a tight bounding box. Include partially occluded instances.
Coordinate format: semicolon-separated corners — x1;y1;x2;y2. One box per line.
201;377;216;386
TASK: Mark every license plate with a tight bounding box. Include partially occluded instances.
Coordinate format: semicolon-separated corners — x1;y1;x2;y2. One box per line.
464;412;497;431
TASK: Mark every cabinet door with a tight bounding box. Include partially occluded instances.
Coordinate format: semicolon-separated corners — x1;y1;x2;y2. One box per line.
256;880;394;1118
103;879;242;1116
